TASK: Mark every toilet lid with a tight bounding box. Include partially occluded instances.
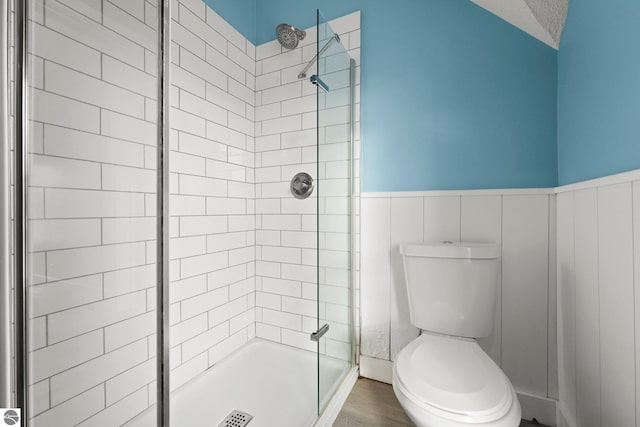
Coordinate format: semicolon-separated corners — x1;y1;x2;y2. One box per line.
395;334;512;419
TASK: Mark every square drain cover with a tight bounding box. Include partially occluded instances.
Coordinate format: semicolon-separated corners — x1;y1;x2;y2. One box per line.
218;410;253;427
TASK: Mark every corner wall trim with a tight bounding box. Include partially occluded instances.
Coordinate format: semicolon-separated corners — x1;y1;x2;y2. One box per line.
359;355;393;384
361;188;554;198
360;167;640;199
554;168;640;193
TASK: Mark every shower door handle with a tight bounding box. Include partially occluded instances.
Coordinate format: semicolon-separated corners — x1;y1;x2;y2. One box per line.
310;324;330;342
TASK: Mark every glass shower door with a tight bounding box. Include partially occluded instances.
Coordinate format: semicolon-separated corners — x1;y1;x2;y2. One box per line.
315;9;354;415
24;0;161;425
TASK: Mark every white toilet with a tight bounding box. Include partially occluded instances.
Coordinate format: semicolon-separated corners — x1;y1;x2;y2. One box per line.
393;242;521;427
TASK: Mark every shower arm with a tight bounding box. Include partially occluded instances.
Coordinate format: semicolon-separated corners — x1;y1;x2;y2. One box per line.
298;34;340;79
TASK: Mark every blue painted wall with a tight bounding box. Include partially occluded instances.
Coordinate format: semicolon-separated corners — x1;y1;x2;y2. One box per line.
206;0;559;191
202;0;256;44
557;0;640;185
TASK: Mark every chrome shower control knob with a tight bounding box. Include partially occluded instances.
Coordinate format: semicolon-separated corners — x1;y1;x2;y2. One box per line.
290;172;314;199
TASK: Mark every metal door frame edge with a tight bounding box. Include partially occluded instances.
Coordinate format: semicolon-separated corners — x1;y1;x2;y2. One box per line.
157;0;171;425
0;0;14;408
13;0;28;422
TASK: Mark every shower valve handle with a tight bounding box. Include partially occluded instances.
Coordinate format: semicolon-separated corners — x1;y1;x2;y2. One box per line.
290;172;314;199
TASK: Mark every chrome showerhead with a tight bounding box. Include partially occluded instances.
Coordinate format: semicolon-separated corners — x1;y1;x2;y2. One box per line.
276;23;306;49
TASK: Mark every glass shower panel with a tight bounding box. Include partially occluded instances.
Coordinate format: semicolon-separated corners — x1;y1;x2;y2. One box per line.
316;9;354;414
25;1;160;425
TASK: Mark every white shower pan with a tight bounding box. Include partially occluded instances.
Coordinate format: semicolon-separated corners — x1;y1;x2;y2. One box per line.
129;338;356;427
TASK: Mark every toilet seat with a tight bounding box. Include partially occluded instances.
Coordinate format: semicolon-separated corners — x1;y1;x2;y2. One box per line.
394;333;514;424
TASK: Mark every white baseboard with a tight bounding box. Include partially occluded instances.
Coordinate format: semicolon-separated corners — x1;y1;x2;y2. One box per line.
315;367;359;427
358;356;558;426
359;355;393;384
517;391;558;426
555;403;577;427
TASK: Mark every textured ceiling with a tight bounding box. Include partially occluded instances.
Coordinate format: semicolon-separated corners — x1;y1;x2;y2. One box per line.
471;0;569;49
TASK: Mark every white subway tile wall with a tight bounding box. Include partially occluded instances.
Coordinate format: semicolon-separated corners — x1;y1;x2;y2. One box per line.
21;1;360;424
360;191;558;403
556;177;640;427
27;0;160;425
254;12;361;362
168;0;257;392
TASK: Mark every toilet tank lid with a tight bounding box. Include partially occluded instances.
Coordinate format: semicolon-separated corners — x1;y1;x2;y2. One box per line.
400;242;499;259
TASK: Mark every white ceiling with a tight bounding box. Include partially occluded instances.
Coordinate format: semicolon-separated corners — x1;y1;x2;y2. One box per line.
470;0;569;49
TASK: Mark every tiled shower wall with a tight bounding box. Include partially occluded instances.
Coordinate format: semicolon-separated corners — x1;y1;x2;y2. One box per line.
27;0;161;425
253;13;361;360
556;172;640;427
168;0;361;391
16;1;359;424
167;0;257;391
360;190;558;424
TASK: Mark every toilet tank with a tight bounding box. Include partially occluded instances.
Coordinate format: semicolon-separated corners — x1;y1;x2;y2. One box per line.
400;242;500;338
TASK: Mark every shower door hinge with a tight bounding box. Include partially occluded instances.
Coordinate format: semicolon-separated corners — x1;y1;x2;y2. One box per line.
310;75;329;93
310;324;330;342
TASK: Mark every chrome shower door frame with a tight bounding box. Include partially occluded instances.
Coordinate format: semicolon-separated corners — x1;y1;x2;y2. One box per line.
158;0;171;425
13;0;28;417
6;0;172;424
0;0;13;408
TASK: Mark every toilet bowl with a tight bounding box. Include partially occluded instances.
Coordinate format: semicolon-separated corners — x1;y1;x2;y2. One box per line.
392;333;520;427
393;242;521;426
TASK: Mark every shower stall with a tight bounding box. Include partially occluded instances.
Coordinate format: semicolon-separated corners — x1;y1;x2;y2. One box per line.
0;0;361;425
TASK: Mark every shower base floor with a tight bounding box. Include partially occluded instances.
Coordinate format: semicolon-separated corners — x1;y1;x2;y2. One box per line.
130;338;350;427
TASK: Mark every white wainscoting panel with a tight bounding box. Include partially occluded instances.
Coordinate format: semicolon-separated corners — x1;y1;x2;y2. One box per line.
461;195;503;365
547;195;559;400
596;183;635;427
360;190;557;421
360;197;391;359
502;195;549;396
555;173;640;427
423;196;460;242
390;197;423;360
573;189;600;426
556;192;576;427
